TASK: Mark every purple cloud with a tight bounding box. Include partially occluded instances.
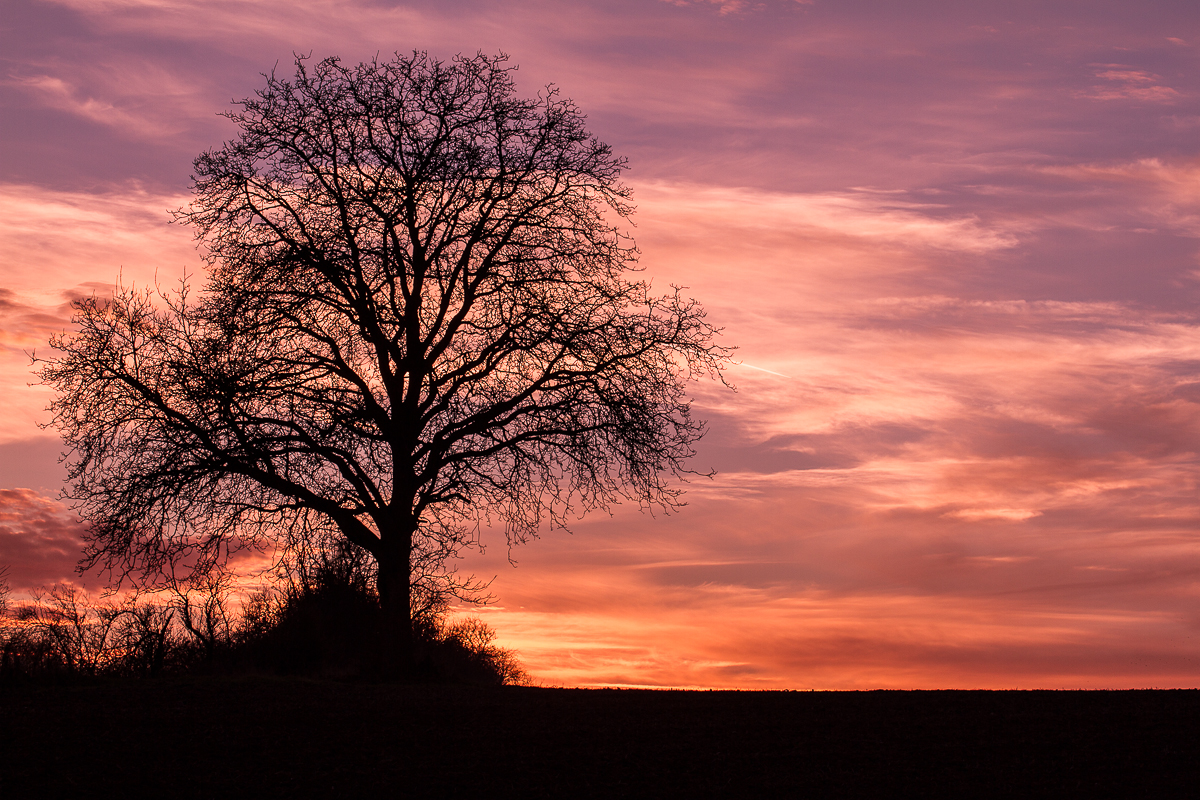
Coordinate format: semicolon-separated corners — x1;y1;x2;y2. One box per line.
0;487;86;591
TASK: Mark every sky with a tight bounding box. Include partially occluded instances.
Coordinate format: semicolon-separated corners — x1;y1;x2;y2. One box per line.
2;0;1199;689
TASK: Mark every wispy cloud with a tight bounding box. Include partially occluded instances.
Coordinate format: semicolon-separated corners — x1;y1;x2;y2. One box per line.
1078;64;1181;102
635;182;1021;253
2;47;219;142
6;73;184;135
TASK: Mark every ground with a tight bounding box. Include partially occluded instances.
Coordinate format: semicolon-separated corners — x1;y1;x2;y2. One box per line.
2;678;1197;798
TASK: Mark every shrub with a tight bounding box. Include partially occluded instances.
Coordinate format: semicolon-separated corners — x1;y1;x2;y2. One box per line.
0;558;530;685
1;585;179;681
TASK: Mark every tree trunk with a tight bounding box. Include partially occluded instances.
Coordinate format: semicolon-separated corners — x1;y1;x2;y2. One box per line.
375;531;414;676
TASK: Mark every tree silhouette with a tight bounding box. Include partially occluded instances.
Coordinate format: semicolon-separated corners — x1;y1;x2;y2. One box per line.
39;52;726;668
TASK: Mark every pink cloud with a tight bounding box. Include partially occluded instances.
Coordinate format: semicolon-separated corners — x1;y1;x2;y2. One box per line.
1079;65;1182;102
447;165;1200;688
659;0;764;16
0;184;199;441
4;71;194;136
0;488;86;592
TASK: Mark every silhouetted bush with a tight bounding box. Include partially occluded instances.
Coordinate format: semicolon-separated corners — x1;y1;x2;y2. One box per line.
0;559;529;686
235;568;385;677
0;585;180;681
234;560;529;685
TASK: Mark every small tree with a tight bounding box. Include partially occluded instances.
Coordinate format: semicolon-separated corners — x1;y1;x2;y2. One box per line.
0;566;11;673
166;566;235;663
39;52;726;669
0;566;9;620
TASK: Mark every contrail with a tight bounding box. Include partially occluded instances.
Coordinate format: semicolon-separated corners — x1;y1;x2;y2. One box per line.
734;361;790;378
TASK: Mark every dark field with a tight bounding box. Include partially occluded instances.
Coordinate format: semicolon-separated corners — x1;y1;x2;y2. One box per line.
2;679;1197;798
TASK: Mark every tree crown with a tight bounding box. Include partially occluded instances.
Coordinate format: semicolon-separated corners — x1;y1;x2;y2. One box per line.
40;52;728;603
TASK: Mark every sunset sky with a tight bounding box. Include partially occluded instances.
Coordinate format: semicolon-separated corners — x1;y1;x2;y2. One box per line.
3;0;1200;688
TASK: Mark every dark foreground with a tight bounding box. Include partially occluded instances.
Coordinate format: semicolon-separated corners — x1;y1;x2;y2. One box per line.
2;679;1197;799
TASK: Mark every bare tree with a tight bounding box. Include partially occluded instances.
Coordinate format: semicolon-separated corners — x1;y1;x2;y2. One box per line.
14;585;120;676
442;616;532;686
0;566;11;664
166;565;235;662
0;566;9;619
39;52;727;668
5;585;176;677
111;598;175;677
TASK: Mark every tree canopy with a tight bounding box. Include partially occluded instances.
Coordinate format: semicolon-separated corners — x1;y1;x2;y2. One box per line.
40;52;727;665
